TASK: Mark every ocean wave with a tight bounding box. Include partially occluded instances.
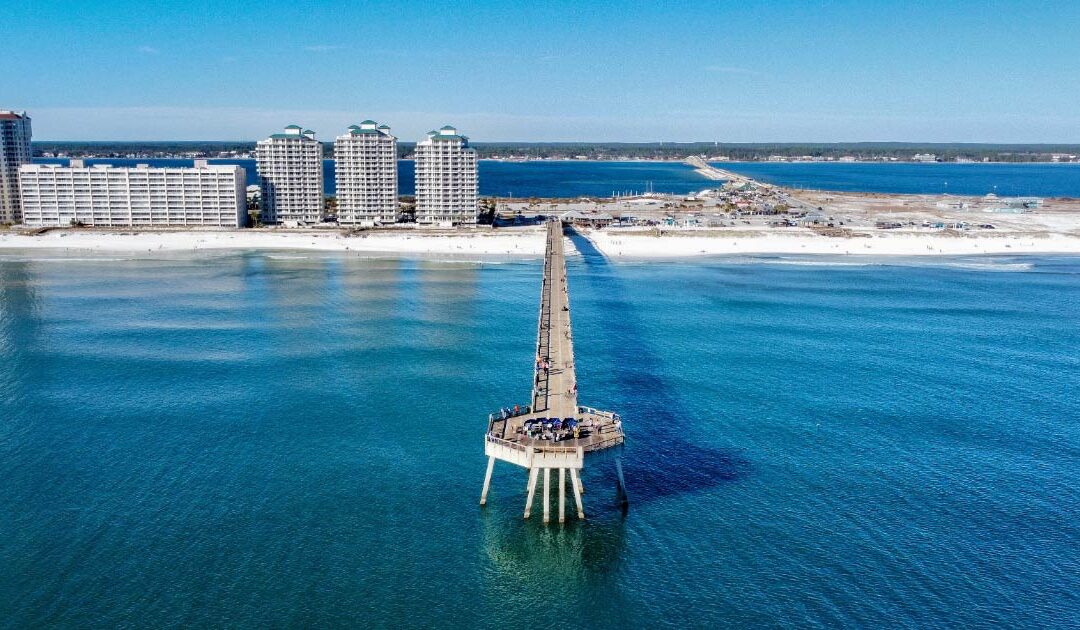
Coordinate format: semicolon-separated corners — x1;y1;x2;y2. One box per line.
707;255;1040;272
926;261;1035;272
759;259;878;267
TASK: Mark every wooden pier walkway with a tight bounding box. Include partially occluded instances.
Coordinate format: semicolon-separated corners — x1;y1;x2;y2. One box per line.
531;219;577;418
481;219;625;522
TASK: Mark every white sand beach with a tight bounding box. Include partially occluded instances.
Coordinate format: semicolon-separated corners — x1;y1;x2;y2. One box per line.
0;228;549;257
2;225;1079;259
583;228;1080;257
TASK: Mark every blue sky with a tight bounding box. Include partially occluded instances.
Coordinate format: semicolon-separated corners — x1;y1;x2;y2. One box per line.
4;0;1080;142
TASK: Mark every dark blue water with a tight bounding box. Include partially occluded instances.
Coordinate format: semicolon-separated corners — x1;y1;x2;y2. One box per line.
36;158;1080;199
720;161;1080;197
472;160;705;198
2;252;1078;627
33;159;709;198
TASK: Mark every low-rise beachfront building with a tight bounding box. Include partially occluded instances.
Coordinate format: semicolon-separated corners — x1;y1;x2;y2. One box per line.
414;125;478;225
0;110;33;223
334;121;398;225
255;125;324;225
560;210;614;228
18;160;247;227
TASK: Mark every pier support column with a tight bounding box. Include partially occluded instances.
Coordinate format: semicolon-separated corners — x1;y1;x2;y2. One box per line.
524;467;539;519
569;468;585;519
543;468;551;523
480;456;495;506
559;468;566;523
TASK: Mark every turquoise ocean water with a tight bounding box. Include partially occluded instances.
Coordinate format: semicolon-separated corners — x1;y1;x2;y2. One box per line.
1;250;1079;627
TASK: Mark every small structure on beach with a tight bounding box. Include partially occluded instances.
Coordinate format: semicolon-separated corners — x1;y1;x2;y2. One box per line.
560;209;614;228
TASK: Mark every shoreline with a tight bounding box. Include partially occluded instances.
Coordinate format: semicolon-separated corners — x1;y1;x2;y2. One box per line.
3;227;1079;259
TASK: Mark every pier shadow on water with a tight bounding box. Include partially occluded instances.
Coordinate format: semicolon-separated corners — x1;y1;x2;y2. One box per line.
564;227;751;507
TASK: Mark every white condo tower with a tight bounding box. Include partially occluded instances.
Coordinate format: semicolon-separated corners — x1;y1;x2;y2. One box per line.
256;125;324;224
0;110;33;223
334;121;398;225
19;160;247;227
414;125;478;225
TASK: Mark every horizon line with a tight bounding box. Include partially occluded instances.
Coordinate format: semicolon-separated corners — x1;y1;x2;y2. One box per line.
29;139;1080;147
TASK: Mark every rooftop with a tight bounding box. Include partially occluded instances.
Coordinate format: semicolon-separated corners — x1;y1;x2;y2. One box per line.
341;122;394;138
23;162;242;172
425;125;469;142
267;134;320;140
561;210;614;221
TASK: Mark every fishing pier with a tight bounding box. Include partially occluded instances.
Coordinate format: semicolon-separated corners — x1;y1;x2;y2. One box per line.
481;219;625;523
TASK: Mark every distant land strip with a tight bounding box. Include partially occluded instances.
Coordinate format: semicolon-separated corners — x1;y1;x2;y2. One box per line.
30;141;1080;163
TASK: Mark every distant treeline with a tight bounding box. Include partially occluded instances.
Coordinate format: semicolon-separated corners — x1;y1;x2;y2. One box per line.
32;140;1080;162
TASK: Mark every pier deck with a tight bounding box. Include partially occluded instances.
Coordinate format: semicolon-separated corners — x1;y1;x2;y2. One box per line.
481;219;624;520
533;218;577;418
486;219;623;452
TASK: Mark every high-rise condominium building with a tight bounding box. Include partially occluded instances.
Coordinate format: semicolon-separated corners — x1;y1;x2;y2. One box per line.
0;110;33;223
414;125;478;225
255;125;324;224
19;160;247;227
334;120;398;225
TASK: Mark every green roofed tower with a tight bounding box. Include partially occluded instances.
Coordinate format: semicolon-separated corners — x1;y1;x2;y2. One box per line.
334;120;398;226
255;125;324;225
414;125;478;226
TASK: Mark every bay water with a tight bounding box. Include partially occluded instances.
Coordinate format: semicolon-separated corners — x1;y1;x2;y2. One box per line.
32;159;709;198
720;161;1080;197
34;158;1080;198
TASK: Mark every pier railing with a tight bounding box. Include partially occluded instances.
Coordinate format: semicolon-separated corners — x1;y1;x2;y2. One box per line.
488;405;532;423
577;405;621;422
583;433;625;452
486;434;585;468
485;434;530;453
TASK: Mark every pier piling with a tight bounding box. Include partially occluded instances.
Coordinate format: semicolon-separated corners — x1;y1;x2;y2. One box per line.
480;456;495;506
524;467;539;519
559;468;566;523
570;468;585;519
543;468;551;523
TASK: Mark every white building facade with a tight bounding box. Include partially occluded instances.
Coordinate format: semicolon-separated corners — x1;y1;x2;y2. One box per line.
0;110;33;223
334;121;398;225
256;126;324;224
414;125;478;225
18;160;247;227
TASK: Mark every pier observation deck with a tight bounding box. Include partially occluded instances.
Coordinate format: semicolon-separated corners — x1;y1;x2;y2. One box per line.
481;219;625;522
